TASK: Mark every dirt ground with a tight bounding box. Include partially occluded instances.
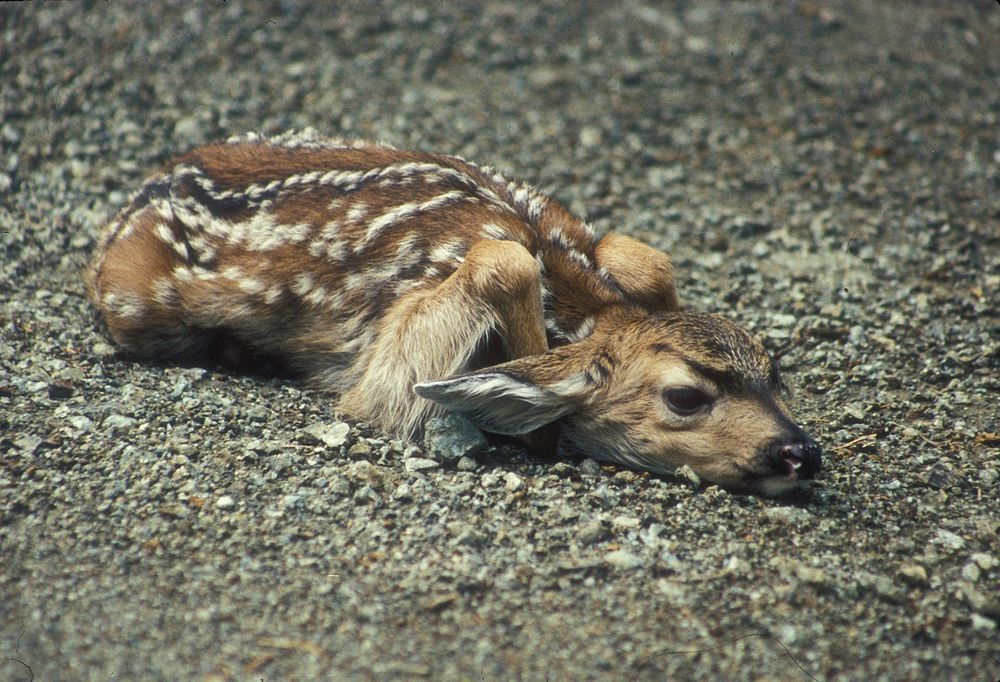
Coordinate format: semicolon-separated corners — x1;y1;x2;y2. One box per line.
2;2;998;680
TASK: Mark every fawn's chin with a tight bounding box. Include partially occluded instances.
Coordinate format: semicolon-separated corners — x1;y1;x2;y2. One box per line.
747;474;817;498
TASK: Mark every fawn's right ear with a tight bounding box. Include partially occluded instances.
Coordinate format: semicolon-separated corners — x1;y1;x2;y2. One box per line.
414;353;591;436
594;233;679;311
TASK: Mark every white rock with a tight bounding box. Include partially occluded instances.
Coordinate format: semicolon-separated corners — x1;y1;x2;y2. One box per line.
504;472;524;492
932;529;966;551
104;414;138;430
404;457;439;472
961;562;981;582
970;553;997;571
301;421;350;448
605;549;644;570
970;613;997;631
611;515;641;530
765;506;811;524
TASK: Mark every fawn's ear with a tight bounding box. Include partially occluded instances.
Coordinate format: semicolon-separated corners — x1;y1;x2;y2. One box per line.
595;233;679;311
414;353;591;435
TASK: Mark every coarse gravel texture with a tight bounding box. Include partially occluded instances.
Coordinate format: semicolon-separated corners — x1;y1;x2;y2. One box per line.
2;2;999;680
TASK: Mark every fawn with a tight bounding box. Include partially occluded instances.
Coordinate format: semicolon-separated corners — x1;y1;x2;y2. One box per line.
87;130;821;496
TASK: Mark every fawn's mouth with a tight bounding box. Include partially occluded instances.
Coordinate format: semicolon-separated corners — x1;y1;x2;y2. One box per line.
734;438;822;496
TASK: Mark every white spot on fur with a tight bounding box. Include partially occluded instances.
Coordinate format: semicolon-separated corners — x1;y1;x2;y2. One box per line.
429;238;466;264
264;285;284;305
318;219;342;242
238;277;266;295
346;203;369;224
303;285;334;307
481;223;512;241
291;272;315;296
192;266;217;280
155;223;177;246
548;226;593;268
357;190;468;251
308;239;327;258
564;316;596;343
324;239;349;262
548;372;590;398
151;278;178;306
103;291;147;322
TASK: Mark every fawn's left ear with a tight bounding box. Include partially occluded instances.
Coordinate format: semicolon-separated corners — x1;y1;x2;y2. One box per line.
414;355;591;435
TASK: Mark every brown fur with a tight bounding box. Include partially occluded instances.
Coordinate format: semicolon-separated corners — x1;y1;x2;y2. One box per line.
88;130;821;495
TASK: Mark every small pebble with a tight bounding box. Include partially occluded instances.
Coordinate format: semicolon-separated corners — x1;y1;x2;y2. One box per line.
300;421;350;448
898;564;928;586
605;549;644;570
423;414;488;462
404;457;439;472
504;472;524;492
576;519;607;545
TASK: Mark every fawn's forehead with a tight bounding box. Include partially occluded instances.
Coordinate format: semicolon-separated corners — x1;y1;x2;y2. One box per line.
642;313;776;390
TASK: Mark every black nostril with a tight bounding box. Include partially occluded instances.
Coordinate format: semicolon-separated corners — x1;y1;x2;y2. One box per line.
770;439;822;479
779;443;804;461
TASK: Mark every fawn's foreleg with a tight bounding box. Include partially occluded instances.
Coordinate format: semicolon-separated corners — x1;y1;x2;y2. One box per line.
339;239;549;438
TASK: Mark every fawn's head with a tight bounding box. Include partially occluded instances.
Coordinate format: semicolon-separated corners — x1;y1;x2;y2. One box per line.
415;310;821;496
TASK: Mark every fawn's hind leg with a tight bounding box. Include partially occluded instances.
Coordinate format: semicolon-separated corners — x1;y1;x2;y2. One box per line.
339;239;549;438
87;205;208;357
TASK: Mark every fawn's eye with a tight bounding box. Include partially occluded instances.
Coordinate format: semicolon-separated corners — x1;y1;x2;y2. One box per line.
663;387;713;416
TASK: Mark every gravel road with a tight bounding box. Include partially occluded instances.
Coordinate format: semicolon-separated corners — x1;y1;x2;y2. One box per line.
2;2;998;680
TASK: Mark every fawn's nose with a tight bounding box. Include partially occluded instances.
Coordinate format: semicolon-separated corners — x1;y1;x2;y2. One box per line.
769;438;822;480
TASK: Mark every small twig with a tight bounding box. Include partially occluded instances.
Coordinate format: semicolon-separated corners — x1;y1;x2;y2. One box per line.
635;632;819;682
5;657;33;681
887;421;946;448
256;636;326;657
831;433;877;451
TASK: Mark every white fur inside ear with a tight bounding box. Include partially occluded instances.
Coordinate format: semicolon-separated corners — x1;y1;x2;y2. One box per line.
414;372;580;435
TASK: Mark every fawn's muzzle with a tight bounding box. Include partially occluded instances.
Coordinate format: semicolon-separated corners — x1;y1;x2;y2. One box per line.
766;436;822;480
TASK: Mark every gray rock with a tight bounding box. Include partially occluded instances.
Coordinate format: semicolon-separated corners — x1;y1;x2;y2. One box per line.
67;415;94;432
765;506;812;524
576;519;607;545
173;116;202;144
269;454;294;476
423;414;488;462
456;456;479;471
300;421;351;448
960;563;980;583
932;529;966;551
970;553;997;571
327;477;350;497
14;435;42;454
103;414;138;430
404;457;440;472
898;563;929;586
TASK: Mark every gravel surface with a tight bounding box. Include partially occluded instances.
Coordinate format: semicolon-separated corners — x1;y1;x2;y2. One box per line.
2;2;999;680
